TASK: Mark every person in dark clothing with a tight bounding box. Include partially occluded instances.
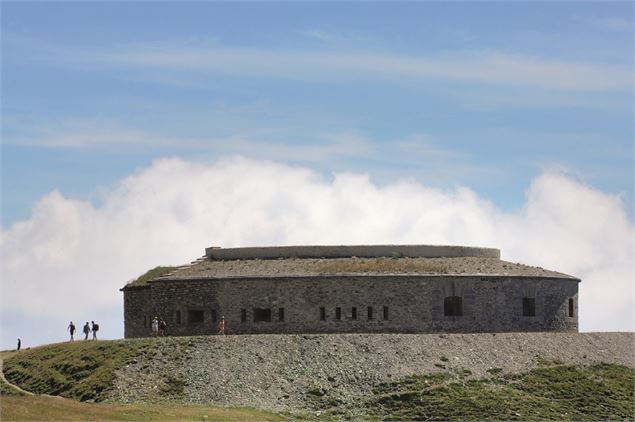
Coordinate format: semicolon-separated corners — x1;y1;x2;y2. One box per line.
17;338;21;351
158;319;167;336
68;321;76;341
83;322;90;340
91;321;99;340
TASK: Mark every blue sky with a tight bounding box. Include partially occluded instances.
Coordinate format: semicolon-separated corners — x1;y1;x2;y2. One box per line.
1;2;633;348
3;2;633;225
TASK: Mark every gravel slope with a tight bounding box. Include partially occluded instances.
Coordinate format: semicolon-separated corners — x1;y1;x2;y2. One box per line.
107;332;633;413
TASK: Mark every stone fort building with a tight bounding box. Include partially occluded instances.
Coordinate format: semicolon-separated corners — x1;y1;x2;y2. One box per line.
121;244;579;337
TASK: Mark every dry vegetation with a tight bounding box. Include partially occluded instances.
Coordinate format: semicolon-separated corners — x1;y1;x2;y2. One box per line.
314;257;449;273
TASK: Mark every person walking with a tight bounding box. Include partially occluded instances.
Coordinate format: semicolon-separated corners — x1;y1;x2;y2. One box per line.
83;322;90;340
151;316;159;337
91;321;99;340
158;319;167;336
17;338;21;351
217;316;225;335
68;321;76;341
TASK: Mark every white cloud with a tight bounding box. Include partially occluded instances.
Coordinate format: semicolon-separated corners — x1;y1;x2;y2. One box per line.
1;157;632;348
97;46;632;92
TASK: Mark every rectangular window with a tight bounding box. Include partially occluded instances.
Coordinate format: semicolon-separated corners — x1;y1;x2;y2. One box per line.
568;298;574;317
241;309;247;323
253;308;272;322
383;306;389;321
320;307;326;321
211;309;217;323
335;307;341;320
444;296;463;317
176;310;181;325
278;308;285;321
351;307;357;320
367;306;373;320
187;310;204;324
522;298;536;317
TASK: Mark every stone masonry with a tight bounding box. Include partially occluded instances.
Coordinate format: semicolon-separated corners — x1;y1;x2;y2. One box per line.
121;245;580;337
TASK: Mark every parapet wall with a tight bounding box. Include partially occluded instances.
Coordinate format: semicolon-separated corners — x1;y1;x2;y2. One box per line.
205;244;500;260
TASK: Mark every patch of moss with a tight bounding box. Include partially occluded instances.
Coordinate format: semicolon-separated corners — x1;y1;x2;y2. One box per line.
127;266;178;287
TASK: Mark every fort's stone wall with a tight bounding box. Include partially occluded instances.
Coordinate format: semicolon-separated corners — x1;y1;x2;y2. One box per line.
123;275;578;338
205;245;501;260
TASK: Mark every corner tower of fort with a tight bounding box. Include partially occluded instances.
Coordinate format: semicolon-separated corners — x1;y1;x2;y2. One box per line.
121;244;579;338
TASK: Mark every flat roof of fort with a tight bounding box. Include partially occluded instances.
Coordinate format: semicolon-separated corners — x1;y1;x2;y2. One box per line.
204;244;501;260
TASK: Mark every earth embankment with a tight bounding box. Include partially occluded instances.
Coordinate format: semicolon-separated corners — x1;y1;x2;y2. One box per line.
105;332;633;413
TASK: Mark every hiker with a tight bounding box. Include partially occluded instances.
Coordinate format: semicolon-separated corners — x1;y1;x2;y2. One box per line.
83;322;90;340
217;316;225;335
91;321;99;340
68;321;76;341
158;319;167;336
17;338;21;351
151;316;159;337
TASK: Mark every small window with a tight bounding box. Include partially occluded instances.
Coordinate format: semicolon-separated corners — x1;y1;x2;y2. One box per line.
176;310;181;325
444;296;463;317
187;310;204;324
253;308;271;323
523;298;536;317
335;307;341;320
568;298;574;317
351;307;357;320
144;316;147;327
211;309;217;323
320;307;326;321
367;306;373;320
383;306;389;320
241;309;247;323
278;308;285;321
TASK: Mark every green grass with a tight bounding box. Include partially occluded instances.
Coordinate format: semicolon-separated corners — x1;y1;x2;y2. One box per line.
2;339;157;402
127;266;178;287
369;363;635;421
0;395;285;421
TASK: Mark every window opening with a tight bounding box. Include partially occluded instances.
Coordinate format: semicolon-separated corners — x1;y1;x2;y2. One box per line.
176;310;181;325
278;308;285;321
187;310;204;324
522;297;536;317
568;298;574;317
253;308;272;323
320;307;326;321
241;309;247;323
444;296;463;317
335;307;341;320
367;306;373;320
351;307;357;320
383;306;389;320
144;316;147;327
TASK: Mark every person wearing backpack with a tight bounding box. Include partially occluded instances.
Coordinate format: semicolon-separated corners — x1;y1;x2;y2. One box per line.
91;321;99;340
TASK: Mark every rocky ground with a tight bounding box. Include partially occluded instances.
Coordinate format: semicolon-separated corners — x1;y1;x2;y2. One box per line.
106;332;633;416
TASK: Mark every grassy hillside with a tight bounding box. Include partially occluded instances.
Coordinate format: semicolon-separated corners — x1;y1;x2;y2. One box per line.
1;395;284;421
2;336;634;421
2;339;156;401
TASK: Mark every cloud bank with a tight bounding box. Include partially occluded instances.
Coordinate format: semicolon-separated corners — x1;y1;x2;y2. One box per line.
1;157;632;348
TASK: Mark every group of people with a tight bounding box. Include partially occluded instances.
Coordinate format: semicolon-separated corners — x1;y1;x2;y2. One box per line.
149;316;225;337
151;317;167;337
67;321;99;341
